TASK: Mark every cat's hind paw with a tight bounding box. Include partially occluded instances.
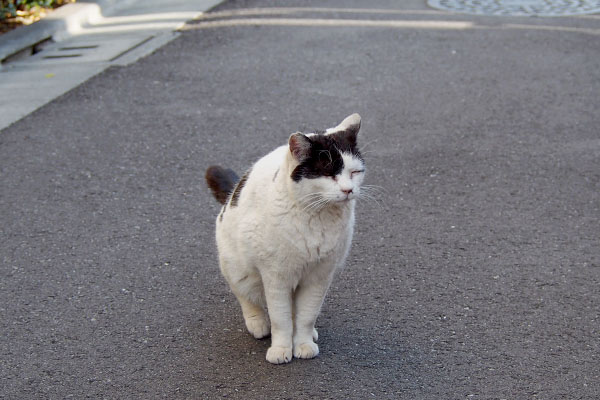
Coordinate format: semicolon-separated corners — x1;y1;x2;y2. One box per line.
245;316;270;339
266;346;293;364
294;341;319;359
312;327;318;342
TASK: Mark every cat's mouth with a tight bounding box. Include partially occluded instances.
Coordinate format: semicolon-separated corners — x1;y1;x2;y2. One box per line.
338;193;355;202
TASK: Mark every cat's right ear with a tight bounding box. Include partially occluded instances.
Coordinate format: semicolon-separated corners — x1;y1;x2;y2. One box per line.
289;133;312;162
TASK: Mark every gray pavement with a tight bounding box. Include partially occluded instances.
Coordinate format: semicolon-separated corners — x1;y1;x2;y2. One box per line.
1;0;599;398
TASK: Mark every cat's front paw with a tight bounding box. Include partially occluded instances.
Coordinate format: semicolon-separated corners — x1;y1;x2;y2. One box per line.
266;346;293;364
245;317;270;339
293;341;319;359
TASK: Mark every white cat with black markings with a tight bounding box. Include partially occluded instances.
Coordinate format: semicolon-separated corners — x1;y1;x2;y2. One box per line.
206;114;365;364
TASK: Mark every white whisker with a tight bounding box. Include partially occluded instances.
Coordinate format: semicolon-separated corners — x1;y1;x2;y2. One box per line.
356;185;386;209
357;193;384;209
361;184;387;193
303;197;330;212
299;192;323;201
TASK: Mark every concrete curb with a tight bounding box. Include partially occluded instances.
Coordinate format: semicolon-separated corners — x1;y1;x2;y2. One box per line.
0;0;122;64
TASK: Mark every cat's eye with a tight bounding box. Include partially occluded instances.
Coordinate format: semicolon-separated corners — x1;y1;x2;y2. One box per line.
350;170;365;178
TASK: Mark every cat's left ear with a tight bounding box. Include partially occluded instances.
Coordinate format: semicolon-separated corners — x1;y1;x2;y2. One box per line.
338;113;361;134
335;113;361;148
289;132;312;162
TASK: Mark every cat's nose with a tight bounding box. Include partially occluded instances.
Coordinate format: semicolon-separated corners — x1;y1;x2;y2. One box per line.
341;188;353;195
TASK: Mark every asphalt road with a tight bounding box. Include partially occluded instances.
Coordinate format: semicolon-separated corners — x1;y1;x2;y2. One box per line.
1;0;599;398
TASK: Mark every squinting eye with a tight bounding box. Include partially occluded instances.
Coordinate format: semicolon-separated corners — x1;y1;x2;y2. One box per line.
351;170;365;177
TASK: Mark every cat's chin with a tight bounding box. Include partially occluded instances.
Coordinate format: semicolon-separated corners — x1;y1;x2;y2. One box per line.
338;194;357;202
334;196;355;204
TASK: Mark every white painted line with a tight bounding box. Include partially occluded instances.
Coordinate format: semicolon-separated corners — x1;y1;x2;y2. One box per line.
186;18;475;30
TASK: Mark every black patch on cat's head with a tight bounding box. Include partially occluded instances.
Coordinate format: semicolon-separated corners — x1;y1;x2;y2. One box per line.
289;127;362;182
332;128;361;158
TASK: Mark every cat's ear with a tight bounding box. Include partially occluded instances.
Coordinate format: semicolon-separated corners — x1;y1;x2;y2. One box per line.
289;132;312;162
327;113;361;142
335;113;361;148
338;113;361;135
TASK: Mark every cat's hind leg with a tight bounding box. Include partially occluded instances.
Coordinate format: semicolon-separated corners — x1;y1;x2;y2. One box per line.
230;274;270;339
236;294;270;339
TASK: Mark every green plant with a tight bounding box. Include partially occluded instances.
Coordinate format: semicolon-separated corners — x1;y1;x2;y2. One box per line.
1;1;70;21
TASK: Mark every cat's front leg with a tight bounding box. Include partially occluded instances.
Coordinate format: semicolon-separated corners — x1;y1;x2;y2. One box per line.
292;274;333;359
263;280;293;364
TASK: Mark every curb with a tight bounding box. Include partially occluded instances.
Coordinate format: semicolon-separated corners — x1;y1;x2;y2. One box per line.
0;0;122;64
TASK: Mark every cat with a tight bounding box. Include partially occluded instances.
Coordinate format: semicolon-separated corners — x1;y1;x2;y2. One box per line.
205;113;365;364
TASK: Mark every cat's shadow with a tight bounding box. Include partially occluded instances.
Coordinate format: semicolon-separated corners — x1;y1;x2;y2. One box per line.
190;307;428;395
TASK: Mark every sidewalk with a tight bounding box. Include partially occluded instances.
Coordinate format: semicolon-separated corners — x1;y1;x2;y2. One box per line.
0;0;222;130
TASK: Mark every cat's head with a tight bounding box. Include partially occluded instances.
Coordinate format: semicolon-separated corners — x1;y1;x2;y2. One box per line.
288;113;365;209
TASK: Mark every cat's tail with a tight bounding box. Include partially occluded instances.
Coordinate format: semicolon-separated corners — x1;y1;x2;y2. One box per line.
205;166;240;205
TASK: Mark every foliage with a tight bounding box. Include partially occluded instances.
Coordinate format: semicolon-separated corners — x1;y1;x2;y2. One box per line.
1;1;72;21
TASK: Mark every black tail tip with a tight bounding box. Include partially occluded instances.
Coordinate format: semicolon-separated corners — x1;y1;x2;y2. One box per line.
205;166;239;205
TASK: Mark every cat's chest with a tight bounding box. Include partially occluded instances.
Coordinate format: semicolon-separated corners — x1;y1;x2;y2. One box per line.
281;210;353;262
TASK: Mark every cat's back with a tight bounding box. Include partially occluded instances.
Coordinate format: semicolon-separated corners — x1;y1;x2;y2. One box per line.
217;145;287;223
246;145;287;185
238;145;288;205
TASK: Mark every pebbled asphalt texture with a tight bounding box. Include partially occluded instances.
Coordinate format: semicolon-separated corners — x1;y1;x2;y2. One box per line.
1;0;599;398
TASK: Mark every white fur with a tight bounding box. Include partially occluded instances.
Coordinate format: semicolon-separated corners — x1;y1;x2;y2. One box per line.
214;116;365;364
325;113;361;134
